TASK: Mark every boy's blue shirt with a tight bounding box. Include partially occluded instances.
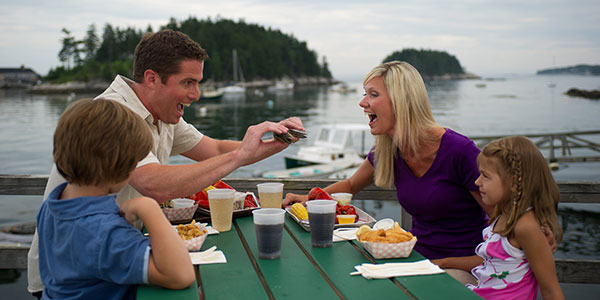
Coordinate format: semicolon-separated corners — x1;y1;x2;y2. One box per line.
37;182;150;300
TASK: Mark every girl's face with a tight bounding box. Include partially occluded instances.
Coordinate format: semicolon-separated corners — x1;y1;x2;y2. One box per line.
475;157;510;207
359;76;396;137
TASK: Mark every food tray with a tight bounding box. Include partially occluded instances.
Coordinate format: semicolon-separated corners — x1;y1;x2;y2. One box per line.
196;192;260;218
285;205;376;232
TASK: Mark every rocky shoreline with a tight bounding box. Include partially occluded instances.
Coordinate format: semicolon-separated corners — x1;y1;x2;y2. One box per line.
26;72;482;94
27;76;339;94
566;88;600;100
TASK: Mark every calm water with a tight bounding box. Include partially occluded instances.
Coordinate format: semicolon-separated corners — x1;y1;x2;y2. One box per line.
1;74;599;297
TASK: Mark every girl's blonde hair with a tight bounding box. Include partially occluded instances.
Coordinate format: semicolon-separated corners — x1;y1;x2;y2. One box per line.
363;61;438;188
478;136;562;242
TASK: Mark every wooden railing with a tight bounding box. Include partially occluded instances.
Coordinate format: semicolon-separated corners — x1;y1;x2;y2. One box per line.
1;175;599;284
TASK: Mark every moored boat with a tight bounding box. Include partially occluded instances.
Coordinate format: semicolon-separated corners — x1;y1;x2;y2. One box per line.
283;123;371;169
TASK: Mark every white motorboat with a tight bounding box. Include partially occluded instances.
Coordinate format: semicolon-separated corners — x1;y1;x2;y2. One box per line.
283;123;371;169
268;80;294;91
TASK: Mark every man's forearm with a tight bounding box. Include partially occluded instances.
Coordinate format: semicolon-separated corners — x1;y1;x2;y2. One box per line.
130;150;243;202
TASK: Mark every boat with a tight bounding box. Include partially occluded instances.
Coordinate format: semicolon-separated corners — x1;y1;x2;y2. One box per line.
262;160;357;178
330;82;357;94
282;123;371;169
199;86;224;100
223;49;246;94
268;80;294;91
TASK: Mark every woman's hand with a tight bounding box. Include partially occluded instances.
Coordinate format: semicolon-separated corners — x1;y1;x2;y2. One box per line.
282;193;309;207
542;224;558;254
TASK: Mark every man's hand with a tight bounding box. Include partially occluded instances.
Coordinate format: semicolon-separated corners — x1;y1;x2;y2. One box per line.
235;118;305;166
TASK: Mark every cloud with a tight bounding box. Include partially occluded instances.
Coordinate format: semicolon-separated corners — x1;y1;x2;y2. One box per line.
0;0;599;78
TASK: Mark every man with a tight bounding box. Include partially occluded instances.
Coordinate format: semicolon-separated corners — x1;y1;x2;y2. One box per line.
28;29;304;297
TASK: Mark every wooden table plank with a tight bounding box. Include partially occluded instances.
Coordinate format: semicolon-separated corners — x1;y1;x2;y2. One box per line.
236;215;340;299
284;215;412;300
354;242;483;300
197;220;270;300
137;280;200;300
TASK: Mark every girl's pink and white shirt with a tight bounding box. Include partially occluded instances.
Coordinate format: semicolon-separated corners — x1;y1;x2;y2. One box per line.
466;219;538;300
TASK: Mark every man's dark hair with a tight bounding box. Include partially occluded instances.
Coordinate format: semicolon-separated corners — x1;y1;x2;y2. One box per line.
133;29;208;83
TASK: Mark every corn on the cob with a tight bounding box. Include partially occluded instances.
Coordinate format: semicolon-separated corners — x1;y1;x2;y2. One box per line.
290;203;308;221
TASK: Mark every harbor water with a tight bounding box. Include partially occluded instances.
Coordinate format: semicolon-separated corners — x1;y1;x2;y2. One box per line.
1;74;599;298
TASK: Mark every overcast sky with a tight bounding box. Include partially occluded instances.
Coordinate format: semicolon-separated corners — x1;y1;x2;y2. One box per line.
1;0;599;80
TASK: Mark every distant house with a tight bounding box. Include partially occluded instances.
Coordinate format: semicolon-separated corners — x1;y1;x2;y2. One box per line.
0;66;41;88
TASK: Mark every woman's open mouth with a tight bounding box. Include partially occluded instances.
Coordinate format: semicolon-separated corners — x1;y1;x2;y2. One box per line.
367;113;377;125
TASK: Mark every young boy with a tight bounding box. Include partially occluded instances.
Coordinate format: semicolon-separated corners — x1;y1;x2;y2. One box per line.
37;99;194;300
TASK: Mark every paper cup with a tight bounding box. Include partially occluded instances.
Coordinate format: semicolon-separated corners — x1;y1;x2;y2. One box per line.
257;182;284;208
253;208;285;259
306;200;337;248
207;189;235;232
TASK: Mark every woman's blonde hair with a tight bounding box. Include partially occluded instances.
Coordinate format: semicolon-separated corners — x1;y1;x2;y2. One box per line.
478;136;562;242
54;98;153;186
363;61;438;188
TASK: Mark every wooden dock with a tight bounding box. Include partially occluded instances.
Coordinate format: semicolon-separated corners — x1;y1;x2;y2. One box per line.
0;175;598;284
471;130;600;163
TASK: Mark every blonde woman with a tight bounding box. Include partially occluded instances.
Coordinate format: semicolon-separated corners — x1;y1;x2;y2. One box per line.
284;61;491;283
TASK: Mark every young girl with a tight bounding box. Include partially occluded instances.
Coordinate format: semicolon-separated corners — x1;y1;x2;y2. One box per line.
467;136;564;300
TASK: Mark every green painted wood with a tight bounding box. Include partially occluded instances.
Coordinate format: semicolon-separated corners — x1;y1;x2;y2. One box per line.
197;219;270;300
136;280;199;300
284;215;412;300
236;215;340;299
354;242;482;299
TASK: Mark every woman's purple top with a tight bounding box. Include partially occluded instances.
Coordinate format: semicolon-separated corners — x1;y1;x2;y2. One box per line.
368;128;488;259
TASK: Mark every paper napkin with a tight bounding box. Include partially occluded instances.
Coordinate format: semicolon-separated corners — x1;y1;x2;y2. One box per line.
351;260;444;279
189;246;227;265
333;228;358;242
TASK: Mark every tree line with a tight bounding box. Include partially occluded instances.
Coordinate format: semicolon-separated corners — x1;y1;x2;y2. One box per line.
383;49;464;77
48;17;332;83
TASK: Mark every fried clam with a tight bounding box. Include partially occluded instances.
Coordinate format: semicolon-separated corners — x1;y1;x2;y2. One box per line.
274;129;307;144
176;220;207;240
358;225;414;243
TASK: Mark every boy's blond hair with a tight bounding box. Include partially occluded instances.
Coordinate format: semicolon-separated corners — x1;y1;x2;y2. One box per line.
53;98;153;186
478;136;562;242
363;61;439;188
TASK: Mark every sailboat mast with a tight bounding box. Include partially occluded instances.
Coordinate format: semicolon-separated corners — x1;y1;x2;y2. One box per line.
232;49;239;82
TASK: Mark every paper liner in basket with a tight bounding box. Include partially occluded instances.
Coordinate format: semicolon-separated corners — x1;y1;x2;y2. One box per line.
162;204;198;222
360;237;417;259
177;223;208;252
183;232;207;252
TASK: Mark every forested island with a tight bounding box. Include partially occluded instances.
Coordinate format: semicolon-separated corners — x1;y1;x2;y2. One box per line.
383;49;479;80
42;17;332;87
537;64;600;76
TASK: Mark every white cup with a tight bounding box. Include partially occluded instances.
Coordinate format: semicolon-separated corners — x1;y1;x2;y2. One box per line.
207;189;235;232
257;182;284;208
306;200;337;248
252;208;285;259
331;193;352;205
172;198;195;208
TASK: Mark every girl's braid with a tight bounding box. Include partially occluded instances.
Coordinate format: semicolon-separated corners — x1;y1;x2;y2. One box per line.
505;147;523;226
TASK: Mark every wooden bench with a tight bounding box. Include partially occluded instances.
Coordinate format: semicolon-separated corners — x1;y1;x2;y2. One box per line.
1;175;598;284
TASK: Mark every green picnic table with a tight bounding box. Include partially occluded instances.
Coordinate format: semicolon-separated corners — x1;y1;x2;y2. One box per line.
137;214;482;299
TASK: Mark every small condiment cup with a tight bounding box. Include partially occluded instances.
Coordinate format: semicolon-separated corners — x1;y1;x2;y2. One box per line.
172;198;195;209
336;214;356;224
331;193;352;205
